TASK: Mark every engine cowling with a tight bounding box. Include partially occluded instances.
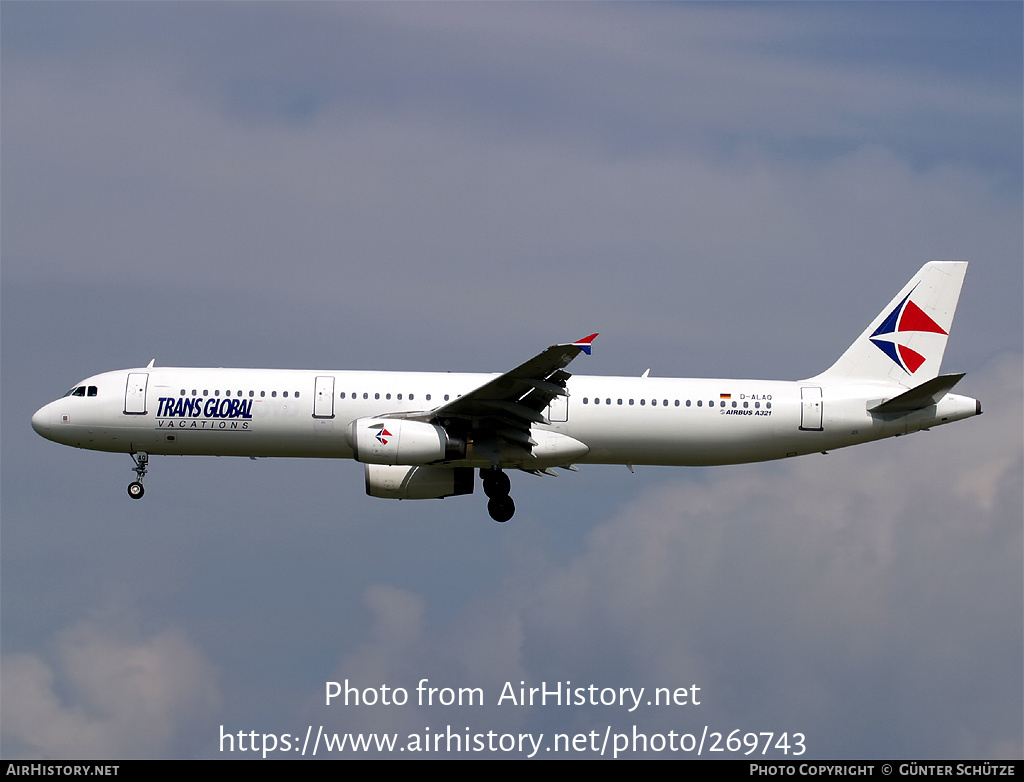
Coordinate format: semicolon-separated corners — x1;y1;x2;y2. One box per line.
347;417;450;465
364;464;474;499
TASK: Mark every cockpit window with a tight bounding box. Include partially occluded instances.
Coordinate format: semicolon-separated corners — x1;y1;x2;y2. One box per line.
71;386;86;397
87;386;98;397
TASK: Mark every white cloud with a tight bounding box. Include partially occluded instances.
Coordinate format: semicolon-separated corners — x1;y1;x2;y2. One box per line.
2;621;220;759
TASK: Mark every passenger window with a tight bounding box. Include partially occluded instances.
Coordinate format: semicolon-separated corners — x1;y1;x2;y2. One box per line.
283;391;289;398
272;391;277;398
294;392;300;398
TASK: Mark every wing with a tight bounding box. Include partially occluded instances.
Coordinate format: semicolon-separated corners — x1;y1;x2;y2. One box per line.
427;333;597;454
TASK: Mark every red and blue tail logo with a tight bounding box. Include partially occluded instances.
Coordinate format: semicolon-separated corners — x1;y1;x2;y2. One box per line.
870;293;947;374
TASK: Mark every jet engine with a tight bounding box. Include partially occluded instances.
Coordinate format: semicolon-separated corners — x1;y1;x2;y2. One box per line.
347;417;463;465
364;464;474;499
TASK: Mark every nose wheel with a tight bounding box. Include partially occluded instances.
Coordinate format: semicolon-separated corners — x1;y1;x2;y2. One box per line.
127;451;149;500
482;469;515;522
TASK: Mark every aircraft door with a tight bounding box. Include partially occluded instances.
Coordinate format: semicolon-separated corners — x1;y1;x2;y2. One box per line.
799;386;823;431
313;376;335;419
124;373;149;415
547;395;568;423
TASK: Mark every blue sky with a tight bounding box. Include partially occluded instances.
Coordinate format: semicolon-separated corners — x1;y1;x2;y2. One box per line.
2;2;1021;758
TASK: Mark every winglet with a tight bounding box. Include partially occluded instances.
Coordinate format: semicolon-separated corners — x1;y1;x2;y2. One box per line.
573;333;599;355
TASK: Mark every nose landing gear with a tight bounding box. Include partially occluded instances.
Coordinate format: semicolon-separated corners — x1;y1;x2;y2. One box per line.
482;468;514;522
127;451;148;499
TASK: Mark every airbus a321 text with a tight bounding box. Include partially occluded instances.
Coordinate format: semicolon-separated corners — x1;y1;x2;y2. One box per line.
33;262;981;522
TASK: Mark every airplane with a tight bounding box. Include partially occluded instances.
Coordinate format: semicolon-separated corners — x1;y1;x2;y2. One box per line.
32;262;981;522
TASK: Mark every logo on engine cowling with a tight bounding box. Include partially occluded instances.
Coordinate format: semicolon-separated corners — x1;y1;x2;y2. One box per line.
376;428;393;446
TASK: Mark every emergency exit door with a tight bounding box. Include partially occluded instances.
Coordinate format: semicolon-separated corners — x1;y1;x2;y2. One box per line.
313;376;336;419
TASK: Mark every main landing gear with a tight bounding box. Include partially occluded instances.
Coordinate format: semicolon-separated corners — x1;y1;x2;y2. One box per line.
482;468;514;522
127;451;148;499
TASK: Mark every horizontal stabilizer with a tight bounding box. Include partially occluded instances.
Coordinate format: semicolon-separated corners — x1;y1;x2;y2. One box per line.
869;373;965;414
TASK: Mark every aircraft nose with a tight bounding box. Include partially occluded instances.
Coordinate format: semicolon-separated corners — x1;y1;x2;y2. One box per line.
31;404;52;437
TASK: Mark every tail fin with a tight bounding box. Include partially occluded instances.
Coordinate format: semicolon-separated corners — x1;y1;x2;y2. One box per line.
810;261;968;387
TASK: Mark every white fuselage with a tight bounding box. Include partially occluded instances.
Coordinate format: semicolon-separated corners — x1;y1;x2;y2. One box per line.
31;366;980;468
29;263;981;520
